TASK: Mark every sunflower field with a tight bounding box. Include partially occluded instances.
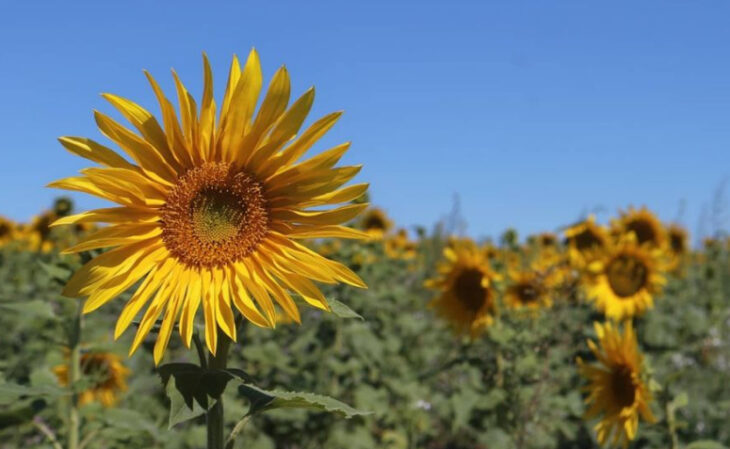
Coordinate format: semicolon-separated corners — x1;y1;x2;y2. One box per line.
0;52;729;449
1;196;729;449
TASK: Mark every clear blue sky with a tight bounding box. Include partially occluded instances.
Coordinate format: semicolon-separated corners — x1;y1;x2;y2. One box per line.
2;1;729;241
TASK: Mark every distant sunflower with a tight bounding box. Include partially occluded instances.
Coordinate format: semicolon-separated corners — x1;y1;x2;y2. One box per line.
26;211;57;252
666;224;689;274
54;352;130;407
577;321;655;448
384;228;418;261
0;216;17;247
564;215;609;264
504;270;553;311
50;51;368;363
536;232;559;249
358;208;393;239
611;207;666;249
425;240;499;337
584;236;665;320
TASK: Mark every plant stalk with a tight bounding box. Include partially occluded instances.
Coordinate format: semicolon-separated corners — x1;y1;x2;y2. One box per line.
68;302;83;449
206;330;232;449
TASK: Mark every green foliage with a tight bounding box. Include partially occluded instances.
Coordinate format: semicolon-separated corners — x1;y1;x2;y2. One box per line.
0;227;729;449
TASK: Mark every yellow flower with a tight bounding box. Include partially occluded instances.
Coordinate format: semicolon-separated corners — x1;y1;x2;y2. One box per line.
384;228;418;261
425;240;499;337
577;321;655;448
358;208;393;239
584;236;665;320
564;215;610;265
23;211;57;252
54;352;130;407
50;51;368;364
611;207;666;249
666;224;689;274
504;270;553;311
0;216;18;247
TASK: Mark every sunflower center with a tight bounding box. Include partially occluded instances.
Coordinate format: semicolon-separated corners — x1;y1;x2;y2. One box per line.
364;216;386;230
454;268;488;312
573;229;602;251
606;254;648;298
670;232;685;253
160;162;269;268
515;282;540;305
191;189;246;244
610;365;636;409
626;220;656;246
0;223;9;238
81;355;112;388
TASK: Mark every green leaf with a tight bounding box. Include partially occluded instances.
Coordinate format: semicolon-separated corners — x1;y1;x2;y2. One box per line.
38;261;72;282
237;383;371;419
0;300;56;320
158;363;254;428
686;441;728;449
670;391;689;410
165;379;208;429
328;298;364;320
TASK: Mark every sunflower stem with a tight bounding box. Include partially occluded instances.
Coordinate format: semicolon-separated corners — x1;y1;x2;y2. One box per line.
206;330;232;449
67;302;83;449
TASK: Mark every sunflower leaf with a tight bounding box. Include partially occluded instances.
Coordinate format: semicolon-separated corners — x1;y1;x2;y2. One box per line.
236;383;371;419
685;442;728;449
158;363;254;428
165;379;208;429
328;298;364;320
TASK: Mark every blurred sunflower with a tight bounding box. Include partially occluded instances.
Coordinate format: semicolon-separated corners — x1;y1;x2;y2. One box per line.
564;215;609;264
25;211;57;252
0;216;17;247
50;51;368;363
358;207;393;239
584;236;665;320
535;232;559;249
666;224;689;274
425;240;499;337
54;352;130;407
384;228;418;261
577;321;655;448
504;270;553;311
611;207;666;249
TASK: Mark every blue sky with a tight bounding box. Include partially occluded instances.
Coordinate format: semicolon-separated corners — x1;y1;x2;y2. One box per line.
1;1;729;241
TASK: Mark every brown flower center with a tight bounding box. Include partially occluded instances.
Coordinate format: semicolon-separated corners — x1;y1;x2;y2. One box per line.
514;281;541;305
81;354;113;389
606;254;648;298
454;268;489;312
364;215;386;230
572;228;603;251
625;219;657;246
670;231;685;253
610;365;636;409
160;162;269;268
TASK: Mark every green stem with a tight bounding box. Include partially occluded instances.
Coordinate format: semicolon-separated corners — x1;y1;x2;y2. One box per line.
206;330;232;449
68;302;83;449
665;398;680;449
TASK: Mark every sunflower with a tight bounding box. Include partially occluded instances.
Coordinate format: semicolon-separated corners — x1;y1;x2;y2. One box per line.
0;216;17;247
534;232;559;249
504;270;553;311
564;215;610;265
425;240;499;337
577;321;655;448
24;211;57;252
384;228;418;261
54;352;130;407
611;207;666;249
584;236;665;320
358;207;393;239
50;51;368;364
666;224;689;274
